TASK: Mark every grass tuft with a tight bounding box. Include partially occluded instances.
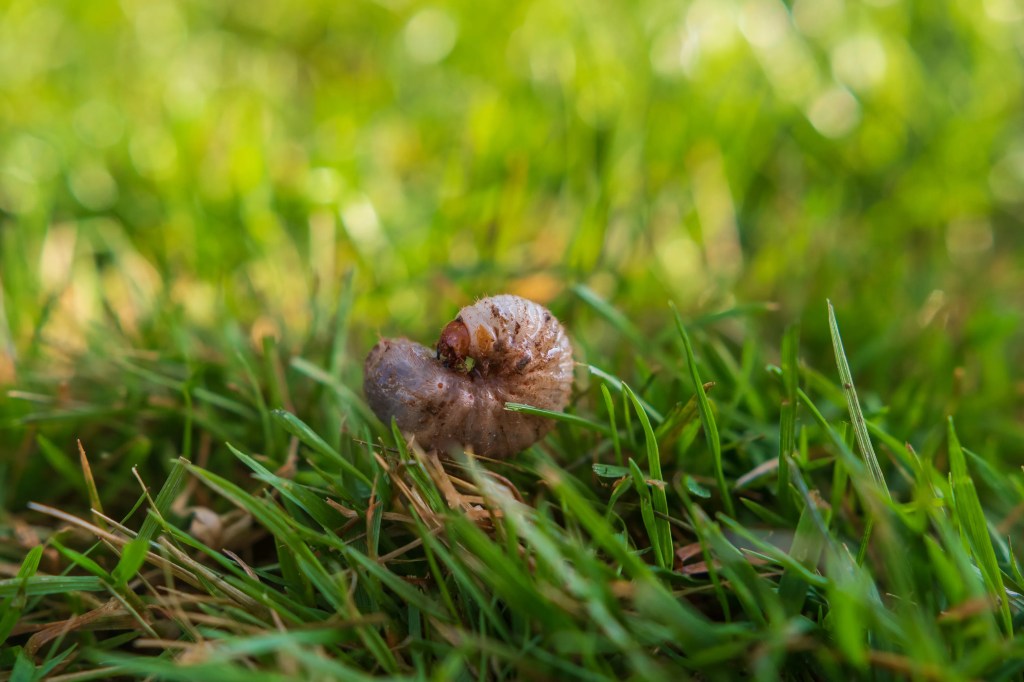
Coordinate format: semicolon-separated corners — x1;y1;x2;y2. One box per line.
2;2;1023;677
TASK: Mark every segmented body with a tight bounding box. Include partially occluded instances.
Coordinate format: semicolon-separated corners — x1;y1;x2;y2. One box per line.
364;295;574;458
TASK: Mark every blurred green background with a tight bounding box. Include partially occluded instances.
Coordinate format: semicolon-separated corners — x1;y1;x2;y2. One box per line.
1;0;1022;459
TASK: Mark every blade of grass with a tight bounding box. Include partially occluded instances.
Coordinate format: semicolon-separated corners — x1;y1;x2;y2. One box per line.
623;384;673;570
0;546;44;646
586;364;663;422
541;465;652;581
261;334;289;412
328;268;356;379
600;383;623;467
50;536;112;581
796;387;870;489
289;356;377;426
467;462;668;680
234;347;277;460
777;323;799;517
776;496;828;616
77;439;104;526
697;510;776;627
271;409;373;492
572;284;646;348
504;403;612;436
183;460;399;671
947;417;1012;634
652;384;713;453
627;457;666;569
35;434;79;485
671;304;734;516
826;301;889;498
0;575;106;598
414;515;511;640
228;444;347;529
445;513;566;628
111;458;188;587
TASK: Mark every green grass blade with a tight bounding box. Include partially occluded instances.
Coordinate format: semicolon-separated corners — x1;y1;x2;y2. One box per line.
826;301;889;498
777;323;799;516
600;383;623;466
586;364;663;422
50;536;111;582
623;384;673;570
413;516;511;640
947;417;1012;634
183;461;398;670
228;443;348;529
289;356;378;426
541;464;651;580
112;457;188;586
627;458;667;570
697;510;773;626
504;402;612;436
271;409;373;491
184;464;339;594
0;575;106;598
328;268;357;379
35;434;80;485
572;284;646;348
671;305;734;516
796;388;869;484
337;545;449;621
652;386;710;454
0;546;44;646
776;496;828;616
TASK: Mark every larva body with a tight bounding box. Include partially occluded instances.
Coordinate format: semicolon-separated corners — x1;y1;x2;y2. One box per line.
364;295;574;458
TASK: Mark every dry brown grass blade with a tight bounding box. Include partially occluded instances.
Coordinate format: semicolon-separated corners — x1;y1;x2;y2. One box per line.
325;497;414;524
25;599;129;656
77;440;105;528
416;449;509;526
156;537;263;611
675;540;771;576
377;523;445;565
45;667;120;682
274;435;300;480
223;549;259;580
28;502;127;548
420;450;465;509
365;442;525;538
937;596;998;623
734;457;780;490
377;453;439;527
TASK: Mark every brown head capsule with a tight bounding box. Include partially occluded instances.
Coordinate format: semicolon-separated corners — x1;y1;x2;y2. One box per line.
437;319;470;369
363;294;574;459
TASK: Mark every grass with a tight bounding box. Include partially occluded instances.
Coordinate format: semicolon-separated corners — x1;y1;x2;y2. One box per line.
2;0;1024;679
2;292;1023;681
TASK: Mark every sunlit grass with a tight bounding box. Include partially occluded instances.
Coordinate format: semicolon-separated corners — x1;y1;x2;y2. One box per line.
2;0;1024;679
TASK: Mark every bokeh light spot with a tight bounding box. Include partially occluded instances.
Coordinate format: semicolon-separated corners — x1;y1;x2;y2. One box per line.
740;0;791;49
69;162;118;211
831;34;887;91
404;9;458;65
807;86;860;138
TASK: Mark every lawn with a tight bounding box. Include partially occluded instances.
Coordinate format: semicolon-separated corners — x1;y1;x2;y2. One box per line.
2;0;1024;679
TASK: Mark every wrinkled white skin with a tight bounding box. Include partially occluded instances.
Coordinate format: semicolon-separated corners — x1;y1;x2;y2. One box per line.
364;295;573;458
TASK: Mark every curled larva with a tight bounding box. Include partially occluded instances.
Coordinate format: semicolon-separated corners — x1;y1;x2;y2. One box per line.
363;295;574;458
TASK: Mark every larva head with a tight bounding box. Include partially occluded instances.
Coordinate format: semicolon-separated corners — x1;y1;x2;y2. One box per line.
436;319;470;369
